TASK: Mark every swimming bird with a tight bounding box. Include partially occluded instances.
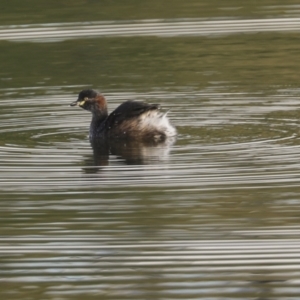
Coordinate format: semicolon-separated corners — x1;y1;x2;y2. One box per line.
70;89;176;141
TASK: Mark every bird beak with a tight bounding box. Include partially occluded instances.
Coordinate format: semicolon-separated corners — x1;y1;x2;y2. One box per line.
70;99;87;107
70;101;78;107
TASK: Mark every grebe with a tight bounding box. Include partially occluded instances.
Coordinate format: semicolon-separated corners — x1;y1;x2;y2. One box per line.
70;89;176;141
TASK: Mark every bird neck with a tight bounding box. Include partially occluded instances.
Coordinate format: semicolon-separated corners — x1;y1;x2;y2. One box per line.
89;111;108;138
91;107;108;121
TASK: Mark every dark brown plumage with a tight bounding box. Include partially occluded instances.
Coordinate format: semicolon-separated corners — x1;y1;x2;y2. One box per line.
70;89;176;141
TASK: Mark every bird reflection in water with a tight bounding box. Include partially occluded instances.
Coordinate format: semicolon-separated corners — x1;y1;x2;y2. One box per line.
82;137;176;173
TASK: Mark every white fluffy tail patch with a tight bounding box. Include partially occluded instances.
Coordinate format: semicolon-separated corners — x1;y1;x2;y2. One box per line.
139;110;177;137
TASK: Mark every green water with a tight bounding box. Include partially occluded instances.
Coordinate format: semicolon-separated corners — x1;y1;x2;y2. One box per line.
1;1;300;299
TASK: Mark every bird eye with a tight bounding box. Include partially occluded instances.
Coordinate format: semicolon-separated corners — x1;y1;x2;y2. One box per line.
84;97;88;101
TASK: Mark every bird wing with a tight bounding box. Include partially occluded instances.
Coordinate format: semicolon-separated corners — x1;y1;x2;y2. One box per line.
105;100;159;127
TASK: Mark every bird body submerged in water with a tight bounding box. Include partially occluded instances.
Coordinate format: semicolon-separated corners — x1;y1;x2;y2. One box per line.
70;89;176;141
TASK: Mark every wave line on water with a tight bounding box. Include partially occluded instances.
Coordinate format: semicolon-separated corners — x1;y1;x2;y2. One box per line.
2;18;300;41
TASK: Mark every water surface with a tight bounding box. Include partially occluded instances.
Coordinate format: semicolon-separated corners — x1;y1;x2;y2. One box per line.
1;1;300;299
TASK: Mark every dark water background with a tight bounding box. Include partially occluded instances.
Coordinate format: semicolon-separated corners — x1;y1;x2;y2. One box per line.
2;1;300;299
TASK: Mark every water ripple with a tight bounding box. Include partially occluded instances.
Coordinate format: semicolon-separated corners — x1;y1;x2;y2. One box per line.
1;88;300;193
2;18;300;42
